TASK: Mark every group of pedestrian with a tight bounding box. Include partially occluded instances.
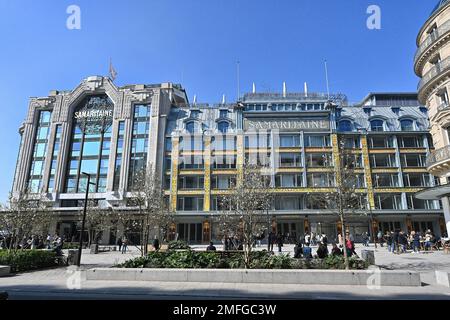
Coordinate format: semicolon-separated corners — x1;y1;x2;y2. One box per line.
294;240;347;259
0;233;64;255
378;229;441;254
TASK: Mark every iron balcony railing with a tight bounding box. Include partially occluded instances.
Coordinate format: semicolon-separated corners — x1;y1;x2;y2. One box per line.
418;56;450;92
426;145;450;167
415;19;450;66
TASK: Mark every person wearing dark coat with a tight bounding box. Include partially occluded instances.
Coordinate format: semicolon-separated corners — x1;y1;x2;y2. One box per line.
276;233;284;253
206;242;216;251
316;243;328;259
294;242;303;258
117;237;123;252
153;238;160;251
331;243;343;256
393;230;400;254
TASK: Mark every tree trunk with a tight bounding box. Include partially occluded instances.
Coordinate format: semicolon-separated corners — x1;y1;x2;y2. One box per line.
340;214;349;270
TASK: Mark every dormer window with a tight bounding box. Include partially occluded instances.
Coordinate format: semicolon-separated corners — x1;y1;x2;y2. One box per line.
400;119;414;131
218;121;229;133
186;121;196;134
338;120;353;132
370;119;384;132
419;107;428;115
219;110;228;118
363;107;372;116
190;110;200;118
391;107;400;115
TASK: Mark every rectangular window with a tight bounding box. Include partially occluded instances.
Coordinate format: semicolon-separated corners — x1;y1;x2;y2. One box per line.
306;153;332;167
374;194;403;210
403;173;431;187
280;135;301;148
211;175;236;189
177;197;204;211
307;173;335;187
275;174;303;188
399;136;423;148
305;135;331;147
400;154;427;167
279;153;302;167
372;174;400;187
370;154;397;168
369;136;394;148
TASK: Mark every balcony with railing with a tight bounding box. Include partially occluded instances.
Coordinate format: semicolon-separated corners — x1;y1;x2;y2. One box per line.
426;145;450;176
418;56;450;103
414;19;450;74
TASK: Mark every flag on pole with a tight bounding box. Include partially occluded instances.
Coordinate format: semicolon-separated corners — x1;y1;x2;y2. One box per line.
109;59;118;82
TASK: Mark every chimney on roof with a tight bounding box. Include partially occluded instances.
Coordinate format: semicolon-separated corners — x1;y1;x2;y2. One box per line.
252;82;256;94
193;95;197;105
283;82;287;98
222;94;226;104
304;82;308;97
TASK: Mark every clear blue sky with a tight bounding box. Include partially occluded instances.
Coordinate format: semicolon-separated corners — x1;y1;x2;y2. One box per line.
0;0;437;202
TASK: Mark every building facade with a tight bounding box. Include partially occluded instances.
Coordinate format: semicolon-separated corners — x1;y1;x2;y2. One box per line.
414;0;450;236
11;76;446;244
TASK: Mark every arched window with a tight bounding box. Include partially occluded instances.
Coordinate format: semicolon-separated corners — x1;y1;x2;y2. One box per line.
370;120;384;132
338;120;353;132
218;121;229;133
186;121;196;134
400;119;414;131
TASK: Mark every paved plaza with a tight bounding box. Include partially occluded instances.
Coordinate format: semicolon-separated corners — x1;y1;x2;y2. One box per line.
1;244;450;299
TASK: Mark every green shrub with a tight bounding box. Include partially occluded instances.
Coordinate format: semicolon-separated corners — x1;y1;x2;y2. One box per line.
0;250;60;273
116;251;368;270
167;240;191;250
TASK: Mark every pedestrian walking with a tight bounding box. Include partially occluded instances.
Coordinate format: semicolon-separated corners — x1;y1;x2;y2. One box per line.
153;237;160;251
117;237;122;252
277;233;283;253
121;236;128;254
268;231;275;252
377;230;383;247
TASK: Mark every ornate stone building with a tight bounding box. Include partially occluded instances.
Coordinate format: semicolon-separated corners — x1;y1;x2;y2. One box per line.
414;0;450;236
11;75;446;244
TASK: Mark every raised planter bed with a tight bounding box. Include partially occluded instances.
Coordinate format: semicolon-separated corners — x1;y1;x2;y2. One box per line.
86;268;421;287
0;265;10;277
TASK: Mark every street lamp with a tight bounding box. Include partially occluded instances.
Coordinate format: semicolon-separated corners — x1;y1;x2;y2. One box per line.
77;172;96;267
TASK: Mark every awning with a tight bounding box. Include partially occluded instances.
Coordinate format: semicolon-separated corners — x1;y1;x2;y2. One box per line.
415;183;450;200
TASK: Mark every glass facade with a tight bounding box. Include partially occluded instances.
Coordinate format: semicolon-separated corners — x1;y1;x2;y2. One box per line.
47;125;62;192
27;111;52;193
113;121;125;191
65;96;113;193
128;104;151;188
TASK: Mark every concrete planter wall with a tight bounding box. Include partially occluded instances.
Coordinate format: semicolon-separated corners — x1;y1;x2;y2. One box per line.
0;266;11;277
86;268;421;287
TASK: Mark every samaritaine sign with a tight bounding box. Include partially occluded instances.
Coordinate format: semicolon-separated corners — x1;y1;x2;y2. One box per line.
74;95;114;133
244;118;330;131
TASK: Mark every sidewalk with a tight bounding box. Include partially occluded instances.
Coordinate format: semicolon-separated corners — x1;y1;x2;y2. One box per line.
1;243;450;300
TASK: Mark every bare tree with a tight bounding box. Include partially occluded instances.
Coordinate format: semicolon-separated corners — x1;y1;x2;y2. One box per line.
82;200;117;246
0;191;54;252
128;167;174;256
309;136;368;269
217;163;274;268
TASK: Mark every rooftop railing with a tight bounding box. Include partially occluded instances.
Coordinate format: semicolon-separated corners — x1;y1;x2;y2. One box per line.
415;19;450;68
242;92;348;104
